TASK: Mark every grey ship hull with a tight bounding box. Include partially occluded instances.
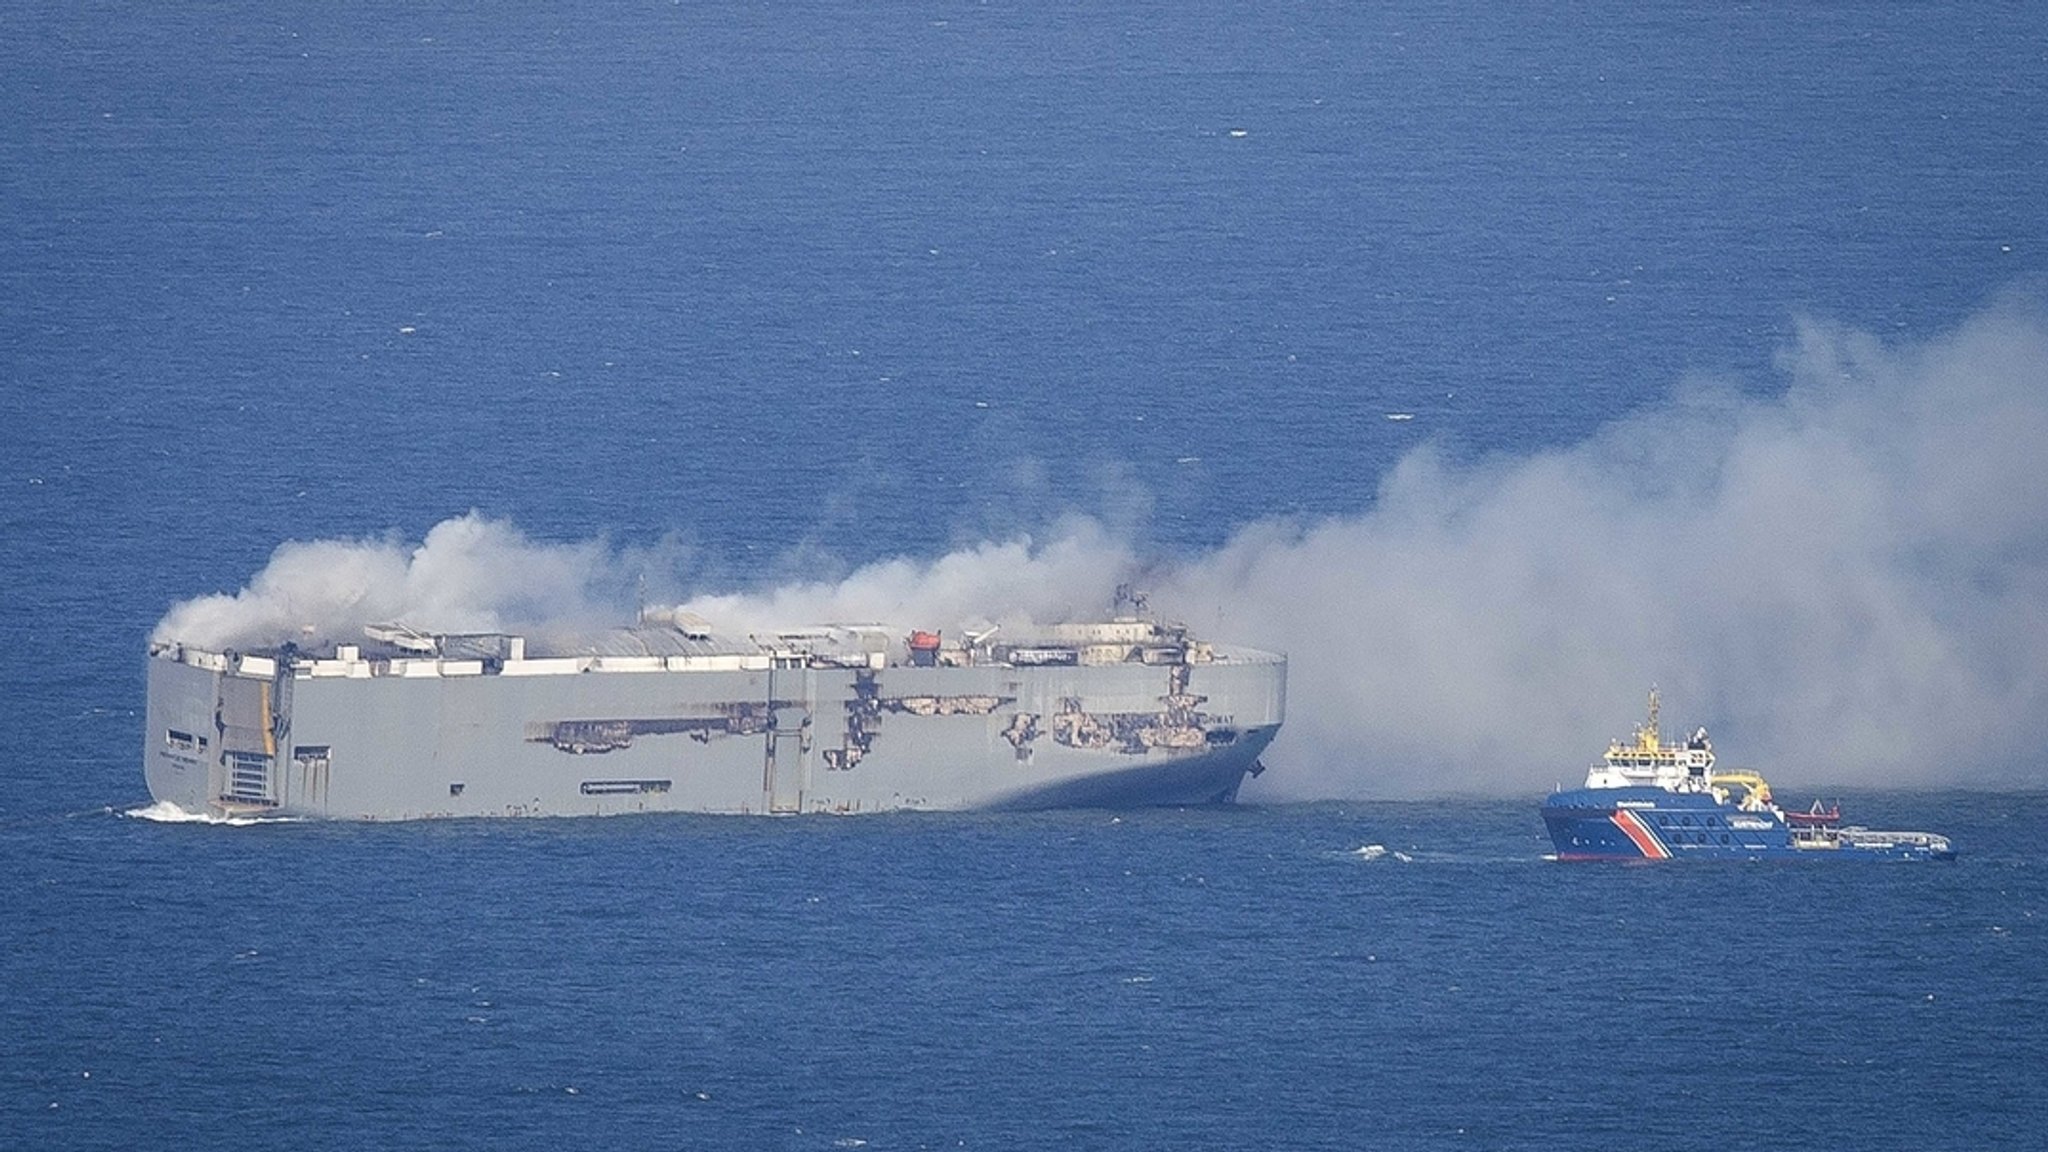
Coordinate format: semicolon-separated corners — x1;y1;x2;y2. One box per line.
144;643;1284;820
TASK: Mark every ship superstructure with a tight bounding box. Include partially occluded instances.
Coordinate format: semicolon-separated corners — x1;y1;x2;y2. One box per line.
144;602;1285;820
1540;689;1953;861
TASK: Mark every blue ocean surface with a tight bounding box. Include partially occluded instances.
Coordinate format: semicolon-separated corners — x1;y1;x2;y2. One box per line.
8;797;2047;1150
3;0;2047;1147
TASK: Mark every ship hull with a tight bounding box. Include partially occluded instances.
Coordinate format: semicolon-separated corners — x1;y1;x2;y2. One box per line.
145;644;1284;821
1542;787;1954;861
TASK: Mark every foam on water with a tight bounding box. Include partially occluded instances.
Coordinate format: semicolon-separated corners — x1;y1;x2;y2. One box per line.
119;800;297;827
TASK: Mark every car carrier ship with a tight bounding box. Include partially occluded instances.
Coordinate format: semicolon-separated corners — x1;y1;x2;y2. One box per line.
144;596;1286;820
1541;690;1954;861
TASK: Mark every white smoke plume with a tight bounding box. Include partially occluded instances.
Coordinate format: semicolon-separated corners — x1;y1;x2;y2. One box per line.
1159;299;2048;794
155;301;2048;795
675;516;1138;635
151;516;623;651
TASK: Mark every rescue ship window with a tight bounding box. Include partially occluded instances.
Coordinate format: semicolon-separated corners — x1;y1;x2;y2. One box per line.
166;729;197;752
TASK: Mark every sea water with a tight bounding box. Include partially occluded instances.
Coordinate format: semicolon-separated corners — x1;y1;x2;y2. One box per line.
9;797;2047;1149
3;2;2045;1147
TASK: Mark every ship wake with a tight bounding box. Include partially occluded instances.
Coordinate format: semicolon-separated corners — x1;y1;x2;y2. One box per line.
121;801;303;827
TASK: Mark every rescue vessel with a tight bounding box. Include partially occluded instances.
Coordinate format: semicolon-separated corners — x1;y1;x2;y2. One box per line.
1541;690;1954;861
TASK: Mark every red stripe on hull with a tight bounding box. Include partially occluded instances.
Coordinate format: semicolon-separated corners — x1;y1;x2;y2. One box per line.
1609;810;1670;859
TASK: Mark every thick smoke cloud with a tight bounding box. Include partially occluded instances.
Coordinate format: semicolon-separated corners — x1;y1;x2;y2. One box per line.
156;302;2048;795
1160;300;2048;794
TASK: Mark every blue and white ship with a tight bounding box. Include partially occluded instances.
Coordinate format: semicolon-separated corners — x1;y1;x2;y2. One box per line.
1541;690;1955;861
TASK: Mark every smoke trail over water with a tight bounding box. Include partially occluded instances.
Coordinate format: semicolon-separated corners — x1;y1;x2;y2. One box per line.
156;303;2048;795
1160;300;2048;794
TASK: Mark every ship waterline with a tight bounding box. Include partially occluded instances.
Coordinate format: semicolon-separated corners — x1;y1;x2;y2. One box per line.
144;615;1286;820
